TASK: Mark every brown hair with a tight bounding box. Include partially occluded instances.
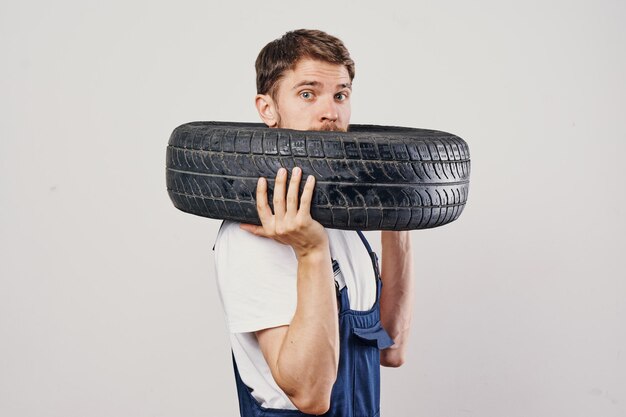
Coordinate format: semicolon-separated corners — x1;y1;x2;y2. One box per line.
255;29;355;97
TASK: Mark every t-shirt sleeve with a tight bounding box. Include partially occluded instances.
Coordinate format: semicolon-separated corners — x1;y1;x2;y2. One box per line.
214;221;298;333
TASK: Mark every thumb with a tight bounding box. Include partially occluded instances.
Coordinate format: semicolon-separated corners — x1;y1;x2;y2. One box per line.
239;223;266;237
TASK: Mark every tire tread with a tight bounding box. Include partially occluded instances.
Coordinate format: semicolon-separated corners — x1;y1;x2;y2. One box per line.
166;122;471;230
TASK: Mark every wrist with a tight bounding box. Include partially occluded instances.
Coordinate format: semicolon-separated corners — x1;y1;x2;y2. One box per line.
294;230;329;259
295;242;329;261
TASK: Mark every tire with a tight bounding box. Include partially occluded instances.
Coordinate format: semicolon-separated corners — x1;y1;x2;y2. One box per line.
166;122;470;231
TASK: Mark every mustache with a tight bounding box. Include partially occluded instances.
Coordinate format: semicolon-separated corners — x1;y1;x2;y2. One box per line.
319;122;346;132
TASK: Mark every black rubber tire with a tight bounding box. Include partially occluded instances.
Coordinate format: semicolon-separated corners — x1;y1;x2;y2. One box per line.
166;122;470;231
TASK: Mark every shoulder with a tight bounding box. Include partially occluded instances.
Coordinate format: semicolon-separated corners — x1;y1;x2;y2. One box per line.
214;221;298;283
215;221;295;259
213;221;299;333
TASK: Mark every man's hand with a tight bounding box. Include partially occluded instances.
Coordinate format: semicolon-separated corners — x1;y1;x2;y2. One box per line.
240;167;328;259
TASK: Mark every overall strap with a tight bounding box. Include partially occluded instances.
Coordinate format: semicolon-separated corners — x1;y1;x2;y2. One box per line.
332;258;342;299
356;230;381;282
355;230;373;253
212;220;227;251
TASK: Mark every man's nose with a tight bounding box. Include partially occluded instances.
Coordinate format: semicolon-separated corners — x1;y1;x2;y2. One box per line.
319;96;339;122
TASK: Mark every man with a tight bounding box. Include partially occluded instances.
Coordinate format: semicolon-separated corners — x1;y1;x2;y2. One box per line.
214;29;414;416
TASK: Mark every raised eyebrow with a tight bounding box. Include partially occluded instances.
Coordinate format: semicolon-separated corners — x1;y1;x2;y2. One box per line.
292;80;320;90
291;81;352;90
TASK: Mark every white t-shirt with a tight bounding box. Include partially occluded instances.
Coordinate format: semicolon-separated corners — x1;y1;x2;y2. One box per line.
213;220;377;409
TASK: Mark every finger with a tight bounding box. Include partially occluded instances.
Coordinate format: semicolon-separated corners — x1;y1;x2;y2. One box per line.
273;168;287;221
299;174;315;214
255;177;273;223
286;167;302;217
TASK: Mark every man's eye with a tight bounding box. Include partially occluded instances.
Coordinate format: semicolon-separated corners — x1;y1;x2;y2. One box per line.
335;92;347;101
300;92;313;99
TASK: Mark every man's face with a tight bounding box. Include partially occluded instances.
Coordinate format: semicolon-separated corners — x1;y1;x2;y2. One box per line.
256;58;352;132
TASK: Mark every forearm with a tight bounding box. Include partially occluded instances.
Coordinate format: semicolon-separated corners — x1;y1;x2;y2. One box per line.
380;230;414;367
275;249;339;409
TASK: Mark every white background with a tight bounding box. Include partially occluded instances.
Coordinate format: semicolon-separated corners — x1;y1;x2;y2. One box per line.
1;0;625;416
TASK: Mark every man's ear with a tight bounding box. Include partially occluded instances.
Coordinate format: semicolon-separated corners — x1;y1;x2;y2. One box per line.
255;94;279;128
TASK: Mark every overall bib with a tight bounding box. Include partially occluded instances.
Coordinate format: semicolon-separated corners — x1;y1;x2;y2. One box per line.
232;230;394;417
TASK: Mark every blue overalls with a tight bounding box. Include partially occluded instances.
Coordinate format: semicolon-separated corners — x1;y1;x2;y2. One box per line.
231;230;394;417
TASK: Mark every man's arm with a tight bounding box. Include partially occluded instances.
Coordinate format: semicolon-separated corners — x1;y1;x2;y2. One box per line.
241;167;339;415
255;249;338;414
379;230;415;367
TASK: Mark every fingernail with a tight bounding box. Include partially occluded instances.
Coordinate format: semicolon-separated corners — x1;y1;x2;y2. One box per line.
293;167;301;175
307;175;314;183
278;168;286;176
